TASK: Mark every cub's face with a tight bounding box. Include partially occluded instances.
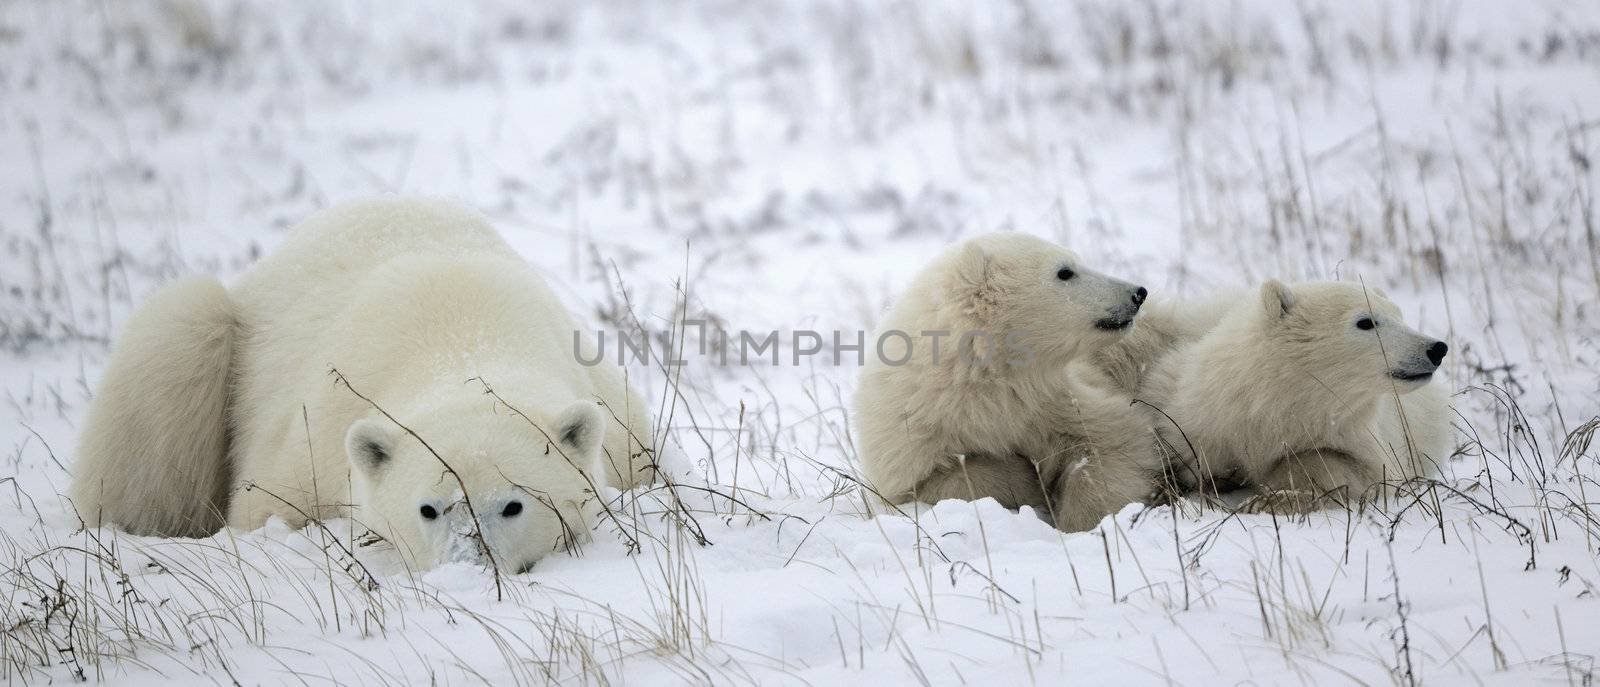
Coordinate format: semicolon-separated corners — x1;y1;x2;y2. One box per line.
345;399;606;573
948;233;1148;364
1259;280;1448;396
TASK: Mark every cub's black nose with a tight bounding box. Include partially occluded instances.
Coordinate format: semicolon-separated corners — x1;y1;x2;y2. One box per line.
1426;341;1448;366
1131;287;1148;306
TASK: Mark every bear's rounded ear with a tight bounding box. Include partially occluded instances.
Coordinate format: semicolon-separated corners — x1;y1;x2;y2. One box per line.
1260;280;1295;319
954;241;992;290
346;419;396;479
552;400;606;469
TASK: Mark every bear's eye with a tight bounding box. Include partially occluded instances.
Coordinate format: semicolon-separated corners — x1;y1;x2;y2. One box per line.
1356;317;1376;331
419;505;439;520
1056;267;1076;281
501;501;523;518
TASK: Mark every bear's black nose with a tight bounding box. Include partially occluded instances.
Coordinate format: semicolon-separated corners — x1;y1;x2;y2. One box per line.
1426;341;1448;366
1131;287;1148;306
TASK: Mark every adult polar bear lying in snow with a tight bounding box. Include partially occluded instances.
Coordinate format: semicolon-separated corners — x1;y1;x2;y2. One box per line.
1108;280;1453;509
854;233;1167;531
71;197;657;572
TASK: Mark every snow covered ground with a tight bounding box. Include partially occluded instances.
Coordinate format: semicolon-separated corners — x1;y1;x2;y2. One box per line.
2;0;1598;683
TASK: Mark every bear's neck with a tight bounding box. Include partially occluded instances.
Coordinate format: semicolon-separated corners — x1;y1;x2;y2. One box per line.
930;335;1072;389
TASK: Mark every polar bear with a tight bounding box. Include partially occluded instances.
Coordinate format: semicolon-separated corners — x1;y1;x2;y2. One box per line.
854;232;1167;531
1085;290;1230;394
1135;280;1453;509
70;197;658;572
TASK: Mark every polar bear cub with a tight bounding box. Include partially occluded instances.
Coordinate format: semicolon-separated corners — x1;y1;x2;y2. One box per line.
1138;280;1453;507
71;198;657;572
854;232;1167;531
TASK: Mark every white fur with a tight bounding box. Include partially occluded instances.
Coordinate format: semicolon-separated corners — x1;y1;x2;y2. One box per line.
74;197;657;571
1089;290;1236;393
854;232;1165;531
1136;280;1453;506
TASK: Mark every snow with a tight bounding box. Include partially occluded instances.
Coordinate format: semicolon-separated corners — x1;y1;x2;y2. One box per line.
2;0;1597;684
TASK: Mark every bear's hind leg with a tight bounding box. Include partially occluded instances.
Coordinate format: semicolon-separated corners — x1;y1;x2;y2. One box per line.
70;277;236;538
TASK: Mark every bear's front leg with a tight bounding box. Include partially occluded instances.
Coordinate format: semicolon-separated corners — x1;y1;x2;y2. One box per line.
1046;368;1170;531
1050;448;1165;531
227;459;319;531
1245;446;1377;514
911;452;1052;513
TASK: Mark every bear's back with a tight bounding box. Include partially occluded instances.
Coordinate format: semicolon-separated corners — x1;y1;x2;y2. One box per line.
224;199;571;491
231;197;512;315
229;196;520;411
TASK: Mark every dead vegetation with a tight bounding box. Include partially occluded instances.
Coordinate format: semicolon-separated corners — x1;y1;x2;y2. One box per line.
1;0;1597;683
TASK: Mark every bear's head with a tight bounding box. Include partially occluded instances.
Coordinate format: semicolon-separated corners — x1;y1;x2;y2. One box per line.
943;233;1148;366
343;398;606;573
1255;280;1448;396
